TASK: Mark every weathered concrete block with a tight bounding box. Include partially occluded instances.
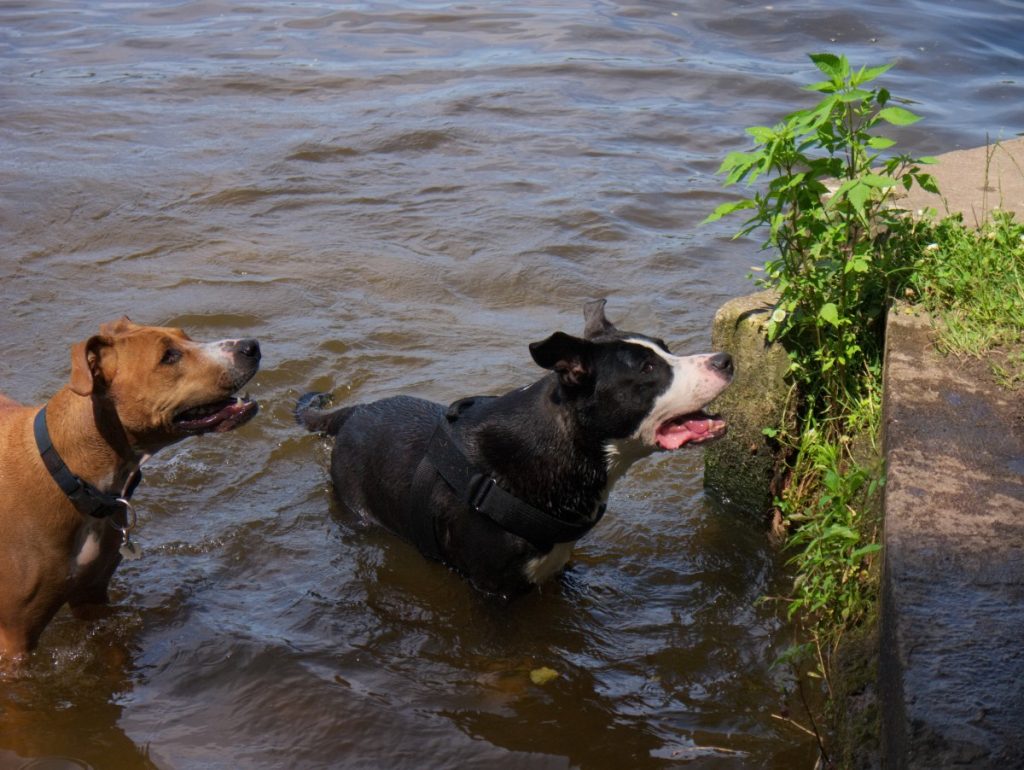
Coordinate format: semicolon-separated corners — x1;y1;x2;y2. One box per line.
703;290;792;514
880;306;1024;769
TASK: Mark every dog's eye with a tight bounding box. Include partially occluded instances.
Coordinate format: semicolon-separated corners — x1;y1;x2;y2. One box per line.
160;348;182;366
640;360;655;374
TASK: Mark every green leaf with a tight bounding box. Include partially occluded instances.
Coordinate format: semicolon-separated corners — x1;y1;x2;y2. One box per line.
824;524;859;541
774;171;808;192
718;150;759;179
847;182;871;216
836;88;873;104
803;79;837;93
702;198;756;224
914;172;940;194
856;62;894;85
861;173;896;189
745;125;776;144
819;302;840;327
829;177;857;203
877;106;922;126
846;256;870;273
851;543;883;559
809;52;845;80
868;136;896;149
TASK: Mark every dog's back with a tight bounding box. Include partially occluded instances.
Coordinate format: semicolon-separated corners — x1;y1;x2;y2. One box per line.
297;394;447;528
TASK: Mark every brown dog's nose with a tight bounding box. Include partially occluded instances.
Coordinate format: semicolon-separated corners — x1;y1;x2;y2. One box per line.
230;339;261;361
708;352;733;377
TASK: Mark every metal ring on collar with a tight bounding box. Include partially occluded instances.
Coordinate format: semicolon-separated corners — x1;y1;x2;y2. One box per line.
111;498;138;534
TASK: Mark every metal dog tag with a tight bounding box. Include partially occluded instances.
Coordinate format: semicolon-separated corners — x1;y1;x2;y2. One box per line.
119;539;143;561
114;497;142;560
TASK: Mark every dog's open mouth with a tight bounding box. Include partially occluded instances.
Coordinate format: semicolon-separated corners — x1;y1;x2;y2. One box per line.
655;411;727;450
173;396;258;435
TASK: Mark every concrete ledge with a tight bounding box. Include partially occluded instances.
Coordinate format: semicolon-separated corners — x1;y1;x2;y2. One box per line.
897;136;1024;223
880;306;1024;768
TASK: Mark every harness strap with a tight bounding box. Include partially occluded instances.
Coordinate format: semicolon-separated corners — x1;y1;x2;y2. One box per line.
409;449;445;560
33;406;141;519
410;417;605;555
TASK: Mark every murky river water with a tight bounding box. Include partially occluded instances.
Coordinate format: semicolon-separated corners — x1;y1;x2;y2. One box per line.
1;1;1021;768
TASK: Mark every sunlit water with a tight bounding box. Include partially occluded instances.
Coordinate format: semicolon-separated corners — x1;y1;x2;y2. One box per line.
1;1;1021;768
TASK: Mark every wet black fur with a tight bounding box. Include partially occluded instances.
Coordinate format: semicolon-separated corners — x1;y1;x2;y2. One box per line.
296;300;682;596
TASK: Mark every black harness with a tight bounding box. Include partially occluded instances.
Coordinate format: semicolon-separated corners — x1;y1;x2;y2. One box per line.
408;415;606;559
33;406;141;519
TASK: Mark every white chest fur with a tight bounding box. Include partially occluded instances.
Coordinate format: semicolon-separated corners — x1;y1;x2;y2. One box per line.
522;541;575;585
70;519;106;575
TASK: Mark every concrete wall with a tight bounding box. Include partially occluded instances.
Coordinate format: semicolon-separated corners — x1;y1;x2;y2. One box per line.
880;306;1024;768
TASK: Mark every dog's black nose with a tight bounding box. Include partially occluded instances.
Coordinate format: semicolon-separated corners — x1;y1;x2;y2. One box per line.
708;352;733;376
231;339;261;361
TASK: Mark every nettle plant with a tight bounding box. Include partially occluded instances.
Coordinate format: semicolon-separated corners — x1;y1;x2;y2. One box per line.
707;53;938;421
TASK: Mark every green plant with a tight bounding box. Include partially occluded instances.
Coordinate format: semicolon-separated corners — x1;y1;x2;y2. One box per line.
707;52;1022;765
782;428;882;645
767;381;884;672
910;210;1024;386
702;52;920;653
704;54;932;759
706;53;938;422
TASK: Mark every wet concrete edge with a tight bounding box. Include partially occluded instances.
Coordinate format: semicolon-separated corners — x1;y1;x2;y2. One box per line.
879;305;1024;769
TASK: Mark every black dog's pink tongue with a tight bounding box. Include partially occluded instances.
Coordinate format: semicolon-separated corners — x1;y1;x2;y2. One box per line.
655;413;727;450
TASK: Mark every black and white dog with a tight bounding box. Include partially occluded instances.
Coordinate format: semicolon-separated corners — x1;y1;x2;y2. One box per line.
296;300;733;597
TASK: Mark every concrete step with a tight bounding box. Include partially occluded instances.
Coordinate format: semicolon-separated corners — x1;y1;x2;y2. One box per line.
880;306;1024;768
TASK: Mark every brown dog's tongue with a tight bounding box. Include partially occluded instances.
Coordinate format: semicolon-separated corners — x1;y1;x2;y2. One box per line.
175;397;258;435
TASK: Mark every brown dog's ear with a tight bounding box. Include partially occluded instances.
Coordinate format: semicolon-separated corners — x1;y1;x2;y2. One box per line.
69;336;112;396
529;332;594;388
583;298;618;339
99;316;136;337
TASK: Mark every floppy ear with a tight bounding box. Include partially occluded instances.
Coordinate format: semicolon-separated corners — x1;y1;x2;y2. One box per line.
99;316;136;337
529;332;594;388
69;336;112;396
583;298;618;339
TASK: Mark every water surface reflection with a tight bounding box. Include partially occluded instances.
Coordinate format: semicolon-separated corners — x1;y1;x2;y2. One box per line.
2;0;1021;767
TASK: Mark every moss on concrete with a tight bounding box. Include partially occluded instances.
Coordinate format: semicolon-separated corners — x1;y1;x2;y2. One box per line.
828;425;884;770
704;290;794;515
829;615;882;770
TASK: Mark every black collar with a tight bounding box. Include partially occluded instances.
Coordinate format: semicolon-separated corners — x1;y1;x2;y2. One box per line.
33;406;141;519
409;416;606;557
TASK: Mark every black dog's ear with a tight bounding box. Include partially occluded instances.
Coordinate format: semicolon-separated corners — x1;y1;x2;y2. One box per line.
583;298;618;339
529;332;594;388
447;395;495;422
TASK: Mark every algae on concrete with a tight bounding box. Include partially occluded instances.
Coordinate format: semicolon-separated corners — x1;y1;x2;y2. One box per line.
704;289;794;515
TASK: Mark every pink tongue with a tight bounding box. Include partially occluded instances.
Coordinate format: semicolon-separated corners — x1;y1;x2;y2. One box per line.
656;417;724;450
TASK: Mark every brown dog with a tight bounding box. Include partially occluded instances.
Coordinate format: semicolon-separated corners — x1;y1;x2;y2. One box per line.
0;318;260;663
